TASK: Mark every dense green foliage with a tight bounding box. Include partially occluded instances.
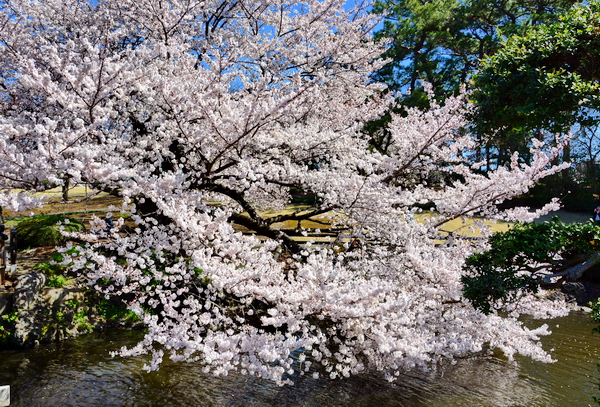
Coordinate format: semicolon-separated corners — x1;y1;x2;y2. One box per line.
15;214;85;249
371;0;575;106
95;297;139;323
369;1;600;213
472;2;600;146
462;217;600;314
0;312;18;345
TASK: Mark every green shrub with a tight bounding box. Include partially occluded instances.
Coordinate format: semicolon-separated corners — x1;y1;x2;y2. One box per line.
46;275;68;288
95;297;139;323
16;214;85;249
35;250;80;283
0;312;18;344
462;217;600;314
34;260;69;276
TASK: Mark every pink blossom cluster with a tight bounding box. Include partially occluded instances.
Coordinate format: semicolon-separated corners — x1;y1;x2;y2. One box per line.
0;0;568;384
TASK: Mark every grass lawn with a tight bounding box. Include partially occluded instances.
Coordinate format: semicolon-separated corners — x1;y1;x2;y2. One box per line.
1;186;593;276
3;186;591;242
3;187;121;228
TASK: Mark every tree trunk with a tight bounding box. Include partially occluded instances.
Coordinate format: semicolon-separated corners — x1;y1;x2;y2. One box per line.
62;176;71;202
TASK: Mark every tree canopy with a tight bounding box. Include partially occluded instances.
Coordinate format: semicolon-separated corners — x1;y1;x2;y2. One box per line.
371;0;576;107
0;0;570;384
471;2;600;146
367;0;578;157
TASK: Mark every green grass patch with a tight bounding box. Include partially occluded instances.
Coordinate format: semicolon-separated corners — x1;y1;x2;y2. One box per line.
15;214;86;249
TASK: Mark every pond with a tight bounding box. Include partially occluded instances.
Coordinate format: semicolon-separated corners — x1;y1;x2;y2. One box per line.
1;311;600;407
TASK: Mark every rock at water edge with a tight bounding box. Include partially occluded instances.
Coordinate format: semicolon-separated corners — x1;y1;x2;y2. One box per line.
0;385;9;406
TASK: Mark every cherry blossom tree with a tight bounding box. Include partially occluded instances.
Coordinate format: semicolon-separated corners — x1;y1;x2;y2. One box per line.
0;0;570;384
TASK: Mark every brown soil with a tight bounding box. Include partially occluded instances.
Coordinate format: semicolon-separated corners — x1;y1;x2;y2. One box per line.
16;246;58;269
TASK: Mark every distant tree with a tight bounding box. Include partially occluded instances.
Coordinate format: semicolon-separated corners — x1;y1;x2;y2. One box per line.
572;118;600;188
368;0;577;155
471;2;600;154
371;0;576;103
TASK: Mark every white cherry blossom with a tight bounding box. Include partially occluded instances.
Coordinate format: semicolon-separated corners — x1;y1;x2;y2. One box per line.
0;0;568;385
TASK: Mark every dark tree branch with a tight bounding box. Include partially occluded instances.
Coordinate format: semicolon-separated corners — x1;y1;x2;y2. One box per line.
542;252;600;284
229;212;302;255
264;206;337;226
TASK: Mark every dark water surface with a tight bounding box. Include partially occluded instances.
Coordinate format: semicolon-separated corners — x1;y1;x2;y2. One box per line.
2;312;600;407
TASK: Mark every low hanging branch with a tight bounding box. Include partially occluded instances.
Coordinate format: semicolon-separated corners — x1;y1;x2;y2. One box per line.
463;217;600;314
228;212;303;255
542;252;600;284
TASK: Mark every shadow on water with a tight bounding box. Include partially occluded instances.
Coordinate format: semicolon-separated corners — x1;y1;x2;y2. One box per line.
2;312;600;407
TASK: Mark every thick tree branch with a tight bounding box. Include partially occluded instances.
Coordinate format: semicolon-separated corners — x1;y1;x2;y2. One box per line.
229;212;302;255
264;206;337;226
204;182;303;254
542;252;600;284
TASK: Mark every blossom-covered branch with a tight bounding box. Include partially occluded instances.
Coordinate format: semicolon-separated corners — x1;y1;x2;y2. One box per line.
0;0;569;385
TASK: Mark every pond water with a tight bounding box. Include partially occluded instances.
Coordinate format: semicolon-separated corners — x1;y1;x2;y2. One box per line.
2;311;600;407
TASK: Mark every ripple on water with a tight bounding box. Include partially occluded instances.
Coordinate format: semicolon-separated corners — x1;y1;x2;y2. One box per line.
1;312;600;407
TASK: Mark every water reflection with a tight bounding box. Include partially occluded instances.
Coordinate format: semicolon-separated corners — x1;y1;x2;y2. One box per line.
1;312;599;406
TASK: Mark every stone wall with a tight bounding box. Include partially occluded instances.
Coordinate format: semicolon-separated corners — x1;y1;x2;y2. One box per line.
0;271;139;348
